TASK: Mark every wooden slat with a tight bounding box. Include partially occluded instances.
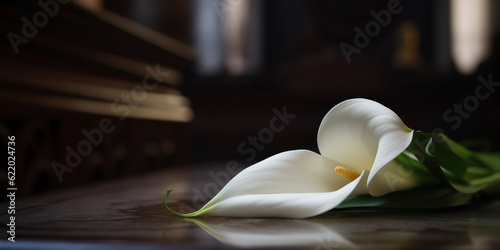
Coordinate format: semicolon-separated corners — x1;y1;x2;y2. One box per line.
0;65;189;108
74;1;195;62
0;90;193;122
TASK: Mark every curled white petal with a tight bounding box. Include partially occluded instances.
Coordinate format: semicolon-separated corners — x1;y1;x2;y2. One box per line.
317;98;414;196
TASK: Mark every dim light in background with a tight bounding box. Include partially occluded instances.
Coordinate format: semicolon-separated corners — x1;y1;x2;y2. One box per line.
192;0;261;76
192;0;225;75
451;0;492;75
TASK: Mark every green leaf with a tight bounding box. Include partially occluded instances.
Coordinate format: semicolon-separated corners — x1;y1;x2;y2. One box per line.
439;135;500;191
336;186;475;210
405;132;481;194
473;152;500;172
405;131;450;185
427;138;468;177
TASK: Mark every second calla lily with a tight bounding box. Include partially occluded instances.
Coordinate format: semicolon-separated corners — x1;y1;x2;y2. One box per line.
165;98;432;218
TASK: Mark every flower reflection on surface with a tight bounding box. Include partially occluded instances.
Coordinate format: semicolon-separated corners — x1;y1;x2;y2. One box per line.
178;210;496;249
182;217;354;248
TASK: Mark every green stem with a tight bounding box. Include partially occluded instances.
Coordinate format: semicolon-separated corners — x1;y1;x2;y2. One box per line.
470;172;500;187
162;190;205;218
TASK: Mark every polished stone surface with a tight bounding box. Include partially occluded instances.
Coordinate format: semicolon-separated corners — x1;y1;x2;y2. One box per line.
2;166;500;249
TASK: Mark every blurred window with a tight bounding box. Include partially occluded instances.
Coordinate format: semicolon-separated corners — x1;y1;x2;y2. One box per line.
192;0;261;76
451;0;492;74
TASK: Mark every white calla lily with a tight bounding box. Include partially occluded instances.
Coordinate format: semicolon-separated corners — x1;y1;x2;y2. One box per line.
165;98;427;218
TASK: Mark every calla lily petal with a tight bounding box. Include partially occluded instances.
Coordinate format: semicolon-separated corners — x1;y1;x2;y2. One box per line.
173;150;369;218
367;159;425;196
317;98;414;196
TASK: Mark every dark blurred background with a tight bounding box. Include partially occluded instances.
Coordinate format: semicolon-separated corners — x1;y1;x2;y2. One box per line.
1;0;499;197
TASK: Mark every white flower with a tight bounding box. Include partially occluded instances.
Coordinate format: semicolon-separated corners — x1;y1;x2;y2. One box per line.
166;98;427;218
